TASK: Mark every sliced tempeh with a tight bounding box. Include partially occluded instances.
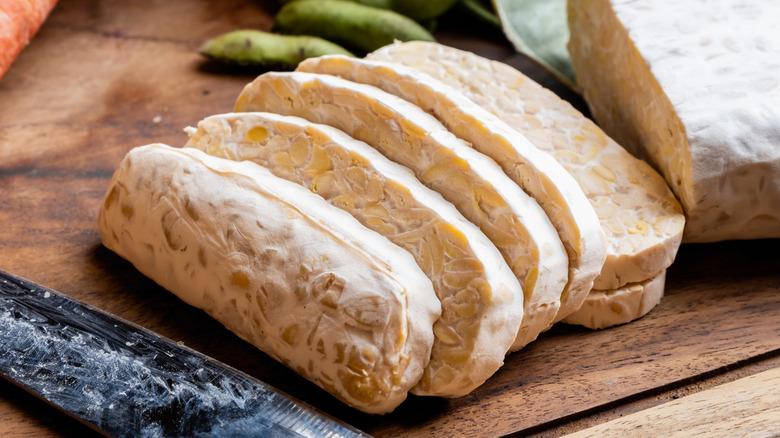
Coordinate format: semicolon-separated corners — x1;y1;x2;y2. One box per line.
298;55;606;330
184;112;525;397
369;41;685;291
235;72;569;393
98;144;440;414
562;272;666;330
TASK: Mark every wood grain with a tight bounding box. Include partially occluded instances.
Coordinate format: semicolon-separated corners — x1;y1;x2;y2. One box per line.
563;367;780;437
528;353;780;437
0;0;778;436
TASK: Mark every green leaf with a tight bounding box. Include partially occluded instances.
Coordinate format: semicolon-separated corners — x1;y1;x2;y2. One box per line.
493;0;579;92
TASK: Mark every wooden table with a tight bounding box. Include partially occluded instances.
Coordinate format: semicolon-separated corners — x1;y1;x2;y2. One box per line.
1;1;778;436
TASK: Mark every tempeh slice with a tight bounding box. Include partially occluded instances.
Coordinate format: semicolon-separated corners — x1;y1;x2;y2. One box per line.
98;144;440;414
184;112;525;397
298;55;607;330
235;72;569;394
369;41;684;291
562;272;666;330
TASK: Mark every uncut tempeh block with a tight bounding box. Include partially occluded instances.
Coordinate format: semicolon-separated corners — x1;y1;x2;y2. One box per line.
369;41;684;291
298;55;607;333
98;144;440;414
235;72;569;396
185;111;525;397
568;0;780;243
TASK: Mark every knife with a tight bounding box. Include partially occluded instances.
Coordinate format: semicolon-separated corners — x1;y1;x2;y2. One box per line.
0;270;370;437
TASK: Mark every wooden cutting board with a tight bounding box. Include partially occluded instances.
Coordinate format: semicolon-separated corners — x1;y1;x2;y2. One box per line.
564;367;780;437
0;0;778;436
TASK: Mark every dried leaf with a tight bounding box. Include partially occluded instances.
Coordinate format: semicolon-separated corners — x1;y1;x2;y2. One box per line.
493;0;579;92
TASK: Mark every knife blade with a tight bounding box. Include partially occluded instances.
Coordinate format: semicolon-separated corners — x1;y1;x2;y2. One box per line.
0;270;370;438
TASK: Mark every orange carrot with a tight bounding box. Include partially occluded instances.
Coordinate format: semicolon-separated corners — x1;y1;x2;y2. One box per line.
0;0;59;80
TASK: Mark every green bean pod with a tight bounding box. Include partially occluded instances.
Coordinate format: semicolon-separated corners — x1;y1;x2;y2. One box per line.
280;0;457;21
199;30;354;69
273;0;435;54
333;0;458;21
387;0;458;21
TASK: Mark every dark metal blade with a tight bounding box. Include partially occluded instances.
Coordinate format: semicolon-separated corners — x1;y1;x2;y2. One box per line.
0;270;370;438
